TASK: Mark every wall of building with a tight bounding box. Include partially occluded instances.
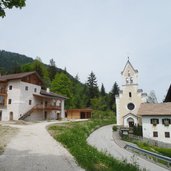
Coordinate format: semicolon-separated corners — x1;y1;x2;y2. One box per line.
116;84;146;126
67;111;80;119
142;116;171;144
5;80;41;121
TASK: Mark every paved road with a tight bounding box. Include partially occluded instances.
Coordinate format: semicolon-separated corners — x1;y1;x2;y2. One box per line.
87;124;169;171
0;121;83;171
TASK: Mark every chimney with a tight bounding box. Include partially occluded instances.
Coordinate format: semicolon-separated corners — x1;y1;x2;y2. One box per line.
46;88;50;93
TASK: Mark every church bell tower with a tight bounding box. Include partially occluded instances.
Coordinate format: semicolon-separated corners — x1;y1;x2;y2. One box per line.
116;59;147;127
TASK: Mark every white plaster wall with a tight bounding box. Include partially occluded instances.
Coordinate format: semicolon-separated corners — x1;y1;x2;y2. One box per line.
25;111;44;121
142;116;171;144
61;100;65;119
117;84;144;126
6;80;41;121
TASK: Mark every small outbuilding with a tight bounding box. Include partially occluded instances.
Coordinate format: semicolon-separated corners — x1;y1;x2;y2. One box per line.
66;108;92;119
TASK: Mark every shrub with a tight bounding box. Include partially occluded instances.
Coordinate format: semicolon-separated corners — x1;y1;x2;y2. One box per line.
112;125;117;131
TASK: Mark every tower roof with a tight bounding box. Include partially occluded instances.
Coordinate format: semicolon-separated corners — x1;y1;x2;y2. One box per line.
121;59;138;75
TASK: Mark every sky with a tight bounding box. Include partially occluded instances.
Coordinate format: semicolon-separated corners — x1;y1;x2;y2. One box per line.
0;0;171;102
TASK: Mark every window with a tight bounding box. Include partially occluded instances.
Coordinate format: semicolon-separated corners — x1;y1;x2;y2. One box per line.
130;77;133;83
29;100;32;105
162;118;171;126
8;99;12;104
127;103;135;110
150;118;159;126
9;85;12;90
25;86;28;91
34;88;37;92
129;92;132;98
165;132;170;138
153;131;158;137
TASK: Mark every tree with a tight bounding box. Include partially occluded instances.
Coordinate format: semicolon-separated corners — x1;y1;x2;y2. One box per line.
86;71;99;106
109;82;119;111
48;58;57;81
51;72;73;108
100;83;106;96
147;90;158;103
0;0;26;18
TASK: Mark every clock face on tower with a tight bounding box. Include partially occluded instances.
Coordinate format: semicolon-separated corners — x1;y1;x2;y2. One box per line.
127;103;135;110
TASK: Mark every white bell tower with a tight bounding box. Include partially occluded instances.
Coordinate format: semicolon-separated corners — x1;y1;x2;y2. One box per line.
116;58;147;127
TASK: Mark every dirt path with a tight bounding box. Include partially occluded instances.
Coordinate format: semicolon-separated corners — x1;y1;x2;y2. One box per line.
87;124;169;171
0;121;84;171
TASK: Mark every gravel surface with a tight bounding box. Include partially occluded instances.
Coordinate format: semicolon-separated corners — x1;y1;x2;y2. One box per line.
0;121;84;171
87;124;169;171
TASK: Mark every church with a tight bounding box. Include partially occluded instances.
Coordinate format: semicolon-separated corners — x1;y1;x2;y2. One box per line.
116;59;147;127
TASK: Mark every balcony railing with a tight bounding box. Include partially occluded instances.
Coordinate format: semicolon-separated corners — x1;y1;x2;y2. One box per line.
0;89;7;94
33;104;61;110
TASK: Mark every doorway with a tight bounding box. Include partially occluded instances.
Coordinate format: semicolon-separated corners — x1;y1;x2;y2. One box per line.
127;117;134;127
9;112;13;121
44;111;47;120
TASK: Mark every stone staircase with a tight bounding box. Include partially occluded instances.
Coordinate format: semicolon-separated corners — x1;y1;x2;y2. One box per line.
18;106;35;120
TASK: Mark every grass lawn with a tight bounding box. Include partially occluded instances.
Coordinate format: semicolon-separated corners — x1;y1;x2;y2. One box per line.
48;119;140;171
0;125;18;154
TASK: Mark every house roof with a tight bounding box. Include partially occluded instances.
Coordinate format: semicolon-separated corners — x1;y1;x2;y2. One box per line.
67;108;92;112
121;59;138;75
0;71;41;82
40;89;68;99
138;103;171;116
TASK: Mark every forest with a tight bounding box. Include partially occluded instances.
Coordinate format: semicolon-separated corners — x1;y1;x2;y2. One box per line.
0;50;119;112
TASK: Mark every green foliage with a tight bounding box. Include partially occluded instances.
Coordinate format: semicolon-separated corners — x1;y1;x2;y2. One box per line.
86;72;99;106
48;118;139;171
108;82;119;111
112;125;117;131
21;57;50;88
100;83;106;96
51;72;73;108
91;97;109;111
0;50;33;73
0;0;26;18
48;58;57;81
91;110;116;121
133;125;143;136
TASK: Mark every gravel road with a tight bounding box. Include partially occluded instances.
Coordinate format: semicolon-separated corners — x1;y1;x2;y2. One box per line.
0;121;84;171
87;124;169;171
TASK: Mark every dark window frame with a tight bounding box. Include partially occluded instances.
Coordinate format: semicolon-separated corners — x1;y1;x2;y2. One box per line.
153;131;158;137
8;99;12;104
9;85;12;90
165;132;170;138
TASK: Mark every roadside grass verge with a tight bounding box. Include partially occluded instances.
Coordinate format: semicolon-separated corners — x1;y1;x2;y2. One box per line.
0;125;18;154
48;119;140;171
122;136;171;158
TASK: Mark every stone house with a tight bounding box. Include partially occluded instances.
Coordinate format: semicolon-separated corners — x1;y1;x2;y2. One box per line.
0;71;67;121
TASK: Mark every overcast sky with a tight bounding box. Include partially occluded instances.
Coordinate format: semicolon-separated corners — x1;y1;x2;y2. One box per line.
0;0;171;102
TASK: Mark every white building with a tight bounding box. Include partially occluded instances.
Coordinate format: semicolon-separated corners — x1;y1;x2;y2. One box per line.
116;59;147;127
0;71;67;121
138;103;171;144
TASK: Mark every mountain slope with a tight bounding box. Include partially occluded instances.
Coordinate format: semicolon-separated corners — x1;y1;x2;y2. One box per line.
0;50;33;73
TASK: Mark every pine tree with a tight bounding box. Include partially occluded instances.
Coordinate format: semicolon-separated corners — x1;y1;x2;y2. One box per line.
109;82;119;110
86;72;99;106
48;58;57;81
100;83;106;96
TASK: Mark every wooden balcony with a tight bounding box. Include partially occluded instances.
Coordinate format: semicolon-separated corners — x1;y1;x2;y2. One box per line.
0;89;7;95
33;104;61;111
